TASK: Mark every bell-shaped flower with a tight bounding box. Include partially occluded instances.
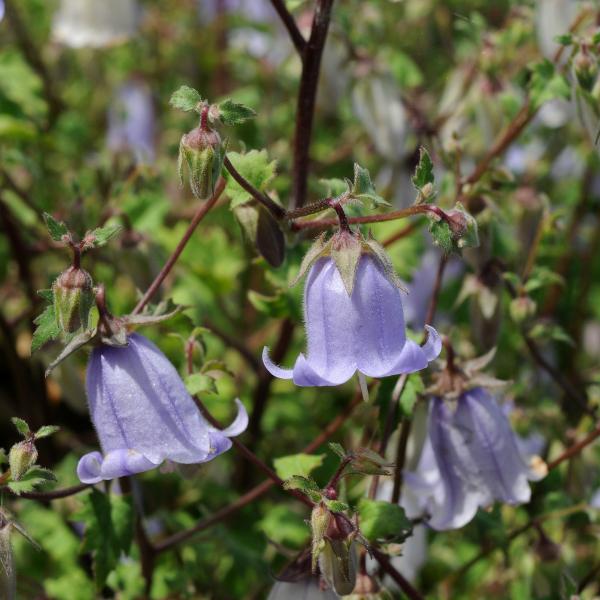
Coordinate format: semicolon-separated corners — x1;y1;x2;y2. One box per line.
77;333;247;483
107;80;156;164
263;251;441;387
402;388;545;530
0;1;4;22
52;0;139;48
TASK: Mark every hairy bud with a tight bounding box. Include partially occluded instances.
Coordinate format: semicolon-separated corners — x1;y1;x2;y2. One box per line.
53;266;94;333
8;440;37;481
178;126;223;200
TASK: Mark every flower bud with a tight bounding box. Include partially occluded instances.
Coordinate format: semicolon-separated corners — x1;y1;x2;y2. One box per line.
574;50;597;92
8;440;37;481
310;503;331;572
509;296;537;324
52;266;94;333
178;125;223;200
446;203;479;249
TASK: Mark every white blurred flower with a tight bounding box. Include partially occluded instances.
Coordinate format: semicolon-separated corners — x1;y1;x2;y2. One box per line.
53;0;139;48
267;578;338;599
535;0;578;60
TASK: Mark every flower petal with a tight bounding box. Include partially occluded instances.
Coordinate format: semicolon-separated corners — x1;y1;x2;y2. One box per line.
77;451;103;484
262;346;293;379
292;353;356;386
216;398;249;437
100;449;158;480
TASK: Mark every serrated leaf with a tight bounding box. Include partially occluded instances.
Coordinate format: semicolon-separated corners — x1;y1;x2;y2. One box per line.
37;289;53;303
216;99;256;125
274;453;325;480
357;499;411;542
34;425;60;440
351;164;389;207
7;467;56;495
169;85;202;112
31;304;60;354
328;443;346;459
11;418;30;437
86;224;123;248
185;373;218;395
224;150;277;208
74;489;134;589
324;499;350;513
283;476;322;502
42;212;69;242
411;147;434;190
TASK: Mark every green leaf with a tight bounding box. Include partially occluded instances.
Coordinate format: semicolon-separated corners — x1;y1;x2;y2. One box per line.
283;476;322;503
45;329;95;376
399;374;424;418
319;178;349;198
411;147;434;190
7;466;56;495
37;288;54;303
351;163;389;207
34;425;60;439
31;304;60;354
74;489;134;589
274;453;325;480
11;417;30;437
324;499;350;513
86;224;123;248
224;150;277;208
328;442;347;459
42;212;69;242
216;99;256;126
357;499;411;542
169;85;202;112
184;373;218;395
529;60;570;110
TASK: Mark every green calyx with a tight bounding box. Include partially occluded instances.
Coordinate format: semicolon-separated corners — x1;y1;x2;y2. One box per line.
52;266;94;334
291;230;407;296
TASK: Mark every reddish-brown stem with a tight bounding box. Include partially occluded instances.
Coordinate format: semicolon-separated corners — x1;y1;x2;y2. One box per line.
329;199;350;232
291;204;451;231
200;105;210;131
372;548;424;600
546;422;600;470
132;178;226;315
223;156;286;219
291;0;335;209
269;0;306;55
7;482;90;500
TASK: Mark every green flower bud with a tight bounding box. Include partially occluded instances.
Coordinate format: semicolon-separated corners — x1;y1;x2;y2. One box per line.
8;440;37;481
574;50;597;92
446;202;479;249
52;266;94;333
509;296;537;324
178;126;223;200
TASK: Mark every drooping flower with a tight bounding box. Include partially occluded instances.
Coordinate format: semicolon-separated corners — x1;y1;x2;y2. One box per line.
263;233;441;387
107;80;156;164
52;0;139;48
77;333;247;483
402;388;545;530
0;1;4;22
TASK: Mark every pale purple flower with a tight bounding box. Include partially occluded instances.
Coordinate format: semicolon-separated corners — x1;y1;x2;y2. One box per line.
590;488;600;509
263;255;441;387
107;80;156;164
0;1;4;22
77;333;247;483
402;388;544;530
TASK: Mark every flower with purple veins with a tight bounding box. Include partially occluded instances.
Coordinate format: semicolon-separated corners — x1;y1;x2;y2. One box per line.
263;246;441;387
402;387;545;530
77;333;247;483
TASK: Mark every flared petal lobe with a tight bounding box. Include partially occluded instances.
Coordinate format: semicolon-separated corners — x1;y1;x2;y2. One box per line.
78;333;246;482
262;256;441;387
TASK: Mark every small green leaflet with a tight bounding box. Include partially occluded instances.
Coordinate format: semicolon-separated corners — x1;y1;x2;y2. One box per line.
7;467;57;495
224;150;278;208
74;489;134;590
31;303;60;354
529;60;570;110
216;99;256;126
274;453;325;480
43;212;69;242
328;442;346;459
86;224;123;248
324;499;350;513
283;475;322;503
412;147;434;191
11;417;30;437
169;85;203;112
357;499;411;542
34;425;60;439
351;163;389;207
185;373;218;395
